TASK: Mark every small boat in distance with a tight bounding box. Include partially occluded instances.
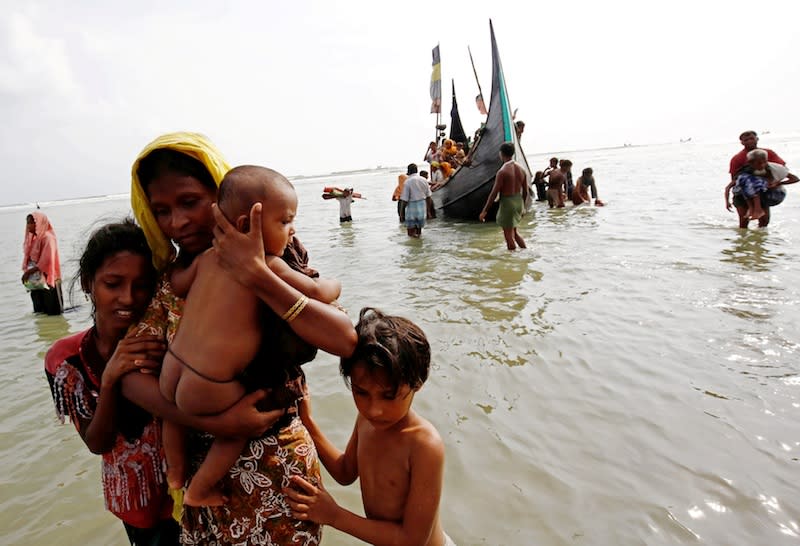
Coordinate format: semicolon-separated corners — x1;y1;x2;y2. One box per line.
431;21;531;220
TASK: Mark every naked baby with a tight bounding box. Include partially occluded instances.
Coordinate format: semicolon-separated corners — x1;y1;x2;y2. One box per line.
159;165;341;506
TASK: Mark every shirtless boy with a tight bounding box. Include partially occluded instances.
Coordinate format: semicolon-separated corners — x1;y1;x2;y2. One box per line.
479;142;529;250
547;165;566;208
285;308;455;546
160;165;341;506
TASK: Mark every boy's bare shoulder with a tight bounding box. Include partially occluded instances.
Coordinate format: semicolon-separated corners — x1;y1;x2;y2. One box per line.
407;412;445;455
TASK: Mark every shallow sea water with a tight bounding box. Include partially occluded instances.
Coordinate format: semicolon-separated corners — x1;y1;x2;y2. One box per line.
1;136;798;545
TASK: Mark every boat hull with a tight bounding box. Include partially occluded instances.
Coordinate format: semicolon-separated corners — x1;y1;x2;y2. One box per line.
431;158;501;220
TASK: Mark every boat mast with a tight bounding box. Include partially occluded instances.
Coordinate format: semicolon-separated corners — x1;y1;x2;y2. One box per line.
468;46;486;117
430;44;444;144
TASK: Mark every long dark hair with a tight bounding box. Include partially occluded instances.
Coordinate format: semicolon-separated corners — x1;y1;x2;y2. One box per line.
79;219;154;292
72;219;155;314
74;219;156;440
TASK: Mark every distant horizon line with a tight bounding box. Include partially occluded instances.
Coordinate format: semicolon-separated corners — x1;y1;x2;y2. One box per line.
3;132;797;208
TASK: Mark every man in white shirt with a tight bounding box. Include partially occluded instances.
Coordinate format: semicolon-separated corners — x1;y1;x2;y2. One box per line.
399;163;433;238
336;188;354;223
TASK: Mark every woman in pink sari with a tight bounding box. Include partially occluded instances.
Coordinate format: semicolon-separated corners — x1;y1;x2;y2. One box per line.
21;211;63;315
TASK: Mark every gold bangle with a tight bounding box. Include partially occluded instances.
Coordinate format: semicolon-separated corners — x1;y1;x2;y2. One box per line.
284;295;309;323
281;295;306;321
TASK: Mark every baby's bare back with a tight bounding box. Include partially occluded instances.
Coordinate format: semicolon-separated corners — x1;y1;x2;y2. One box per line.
164;251;262;415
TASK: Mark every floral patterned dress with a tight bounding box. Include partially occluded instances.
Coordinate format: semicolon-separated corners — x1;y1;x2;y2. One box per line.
136;272;322;546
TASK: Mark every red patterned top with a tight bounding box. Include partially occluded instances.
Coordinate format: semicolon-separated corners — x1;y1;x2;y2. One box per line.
45;328;172;528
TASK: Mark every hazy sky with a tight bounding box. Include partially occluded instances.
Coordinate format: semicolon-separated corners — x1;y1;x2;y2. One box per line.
1;0;798;204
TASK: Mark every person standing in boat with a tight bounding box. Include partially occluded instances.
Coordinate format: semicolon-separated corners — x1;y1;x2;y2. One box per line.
399;163;432;238
514;120;525;140
479;142;529;251
21;211;64;315
454;142;467;166
424;141;439;164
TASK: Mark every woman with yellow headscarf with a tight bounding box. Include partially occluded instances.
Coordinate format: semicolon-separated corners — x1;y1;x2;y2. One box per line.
124;132;357;545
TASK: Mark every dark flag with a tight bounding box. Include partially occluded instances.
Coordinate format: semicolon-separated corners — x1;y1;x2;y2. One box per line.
449;80;467;145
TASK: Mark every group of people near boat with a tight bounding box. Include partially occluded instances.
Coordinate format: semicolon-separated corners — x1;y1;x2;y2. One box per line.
724;130;798;228
393;136;609;248
423;139;469;190
532;157;605;208
36;132;456;546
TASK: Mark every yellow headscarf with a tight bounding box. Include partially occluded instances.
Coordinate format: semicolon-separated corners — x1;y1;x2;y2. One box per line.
130;132;230;271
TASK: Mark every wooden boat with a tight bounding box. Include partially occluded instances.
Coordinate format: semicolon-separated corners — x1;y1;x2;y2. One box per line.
431;21;531;220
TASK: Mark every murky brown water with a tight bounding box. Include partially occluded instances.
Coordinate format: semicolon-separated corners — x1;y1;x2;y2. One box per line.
1;137;799;545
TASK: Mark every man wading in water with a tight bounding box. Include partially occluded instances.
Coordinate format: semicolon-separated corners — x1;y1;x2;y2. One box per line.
479;142;529;250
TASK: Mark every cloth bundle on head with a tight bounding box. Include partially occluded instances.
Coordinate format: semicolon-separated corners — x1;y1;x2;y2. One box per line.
130;132;230;271
21;211;61;288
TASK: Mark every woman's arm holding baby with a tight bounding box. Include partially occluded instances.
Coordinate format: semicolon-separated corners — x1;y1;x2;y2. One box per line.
212;203;357;357
121;372;282;438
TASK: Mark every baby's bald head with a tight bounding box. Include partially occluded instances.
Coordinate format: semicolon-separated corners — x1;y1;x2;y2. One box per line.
218;165;295;227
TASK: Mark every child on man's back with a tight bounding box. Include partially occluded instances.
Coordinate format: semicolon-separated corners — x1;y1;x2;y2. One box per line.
160;165;341;506
734;148;790;220
285;307;456;546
